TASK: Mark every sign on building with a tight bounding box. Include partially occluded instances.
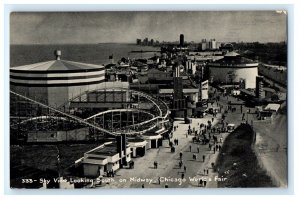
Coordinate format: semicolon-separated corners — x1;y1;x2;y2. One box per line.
201;80;209;100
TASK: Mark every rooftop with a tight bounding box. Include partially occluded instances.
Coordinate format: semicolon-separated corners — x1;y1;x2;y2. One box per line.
215;56;256;65
263;87;276;93
87;143;118;156
264;103;281;112
86;156;107;160
240;89;256;97
224;51;240;57
127;137;146;143
211;51;258;66
143;131;160;136
11;59;104;72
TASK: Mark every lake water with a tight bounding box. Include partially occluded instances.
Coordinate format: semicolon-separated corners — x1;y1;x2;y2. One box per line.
10;43;160;67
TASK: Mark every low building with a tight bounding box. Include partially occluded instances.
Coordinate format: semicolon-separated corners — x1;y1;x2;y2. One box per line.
27;127;89;142
159;88;199;117
147;68;173;81
186;60;197;74
142;131;163;149
264;103;281;112
259;64;287;86
127;138;148;157
81;141;132;178
257;103;281;120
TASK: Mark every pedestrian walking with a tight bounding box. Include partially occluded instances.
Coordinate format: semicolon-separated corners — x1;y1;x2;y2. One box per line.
179;161;182;169
169;141;173;148
181;173;185;179
207;169;209;175
209;143;212;151
203;169;206;175
197;146;200;153
211;162;215;169
213;135;217;143
213;147;215;154
184;165;186;173
212;117;214;122
180;151;183;159
199;179;203;187
194;153;197;160
158;177;161;185
154;161;158;169
202;155;205;162
189;145;192;152
203;180;207;187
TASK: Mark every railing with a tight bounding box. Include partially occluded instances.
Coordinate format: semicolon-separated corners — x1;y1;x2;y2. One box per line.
10;91;119;136
10;90;170;136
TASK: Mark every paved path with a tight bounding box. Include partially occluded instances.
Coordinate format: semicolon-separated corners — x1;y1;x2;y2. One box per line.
99;113;228;188
212;88;287;188
95;87;287;188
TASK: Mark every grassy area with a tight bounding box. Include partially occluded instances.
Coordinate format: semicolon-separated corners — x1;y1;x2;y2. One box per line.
10;142;105;188
215;123;275;187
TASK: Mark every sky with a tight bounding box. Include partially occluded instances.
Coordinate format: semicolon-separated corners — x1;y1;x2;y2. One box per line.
10;11;287;44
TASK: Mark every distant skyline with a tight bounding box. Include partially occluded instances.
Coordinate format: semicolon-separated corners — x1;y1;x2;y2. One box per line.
10;11;287;44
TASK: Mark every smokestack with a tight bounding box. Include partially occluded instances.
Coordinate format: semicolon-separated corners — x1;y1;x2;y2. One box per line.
55;50;61;60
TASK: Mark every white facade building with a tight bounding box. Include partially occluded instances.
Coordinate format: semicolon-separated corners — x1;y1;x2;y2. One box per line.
209;52;259;89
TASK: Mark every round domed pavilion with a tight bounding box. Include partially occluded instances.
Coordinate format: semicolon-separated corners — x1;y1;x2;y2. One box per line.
208;52;259;88
10;50;106;107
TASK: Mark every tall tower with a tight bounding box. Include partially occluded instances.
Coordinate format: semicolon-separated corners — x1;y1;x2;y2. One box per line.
173;65;184;110
180;34;184;47
256;76;264;99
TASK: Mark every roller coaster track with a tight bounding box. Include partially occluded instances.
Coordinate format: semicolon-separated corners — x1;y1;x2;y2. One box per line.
10;91;118;136
10;90;170;136
60;87;169;119
10;116;69;128
84;108;154;121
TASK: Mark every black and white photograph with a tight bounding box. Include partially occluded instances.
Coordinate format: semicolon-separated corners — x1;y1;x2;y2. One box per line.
9;11;288;189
